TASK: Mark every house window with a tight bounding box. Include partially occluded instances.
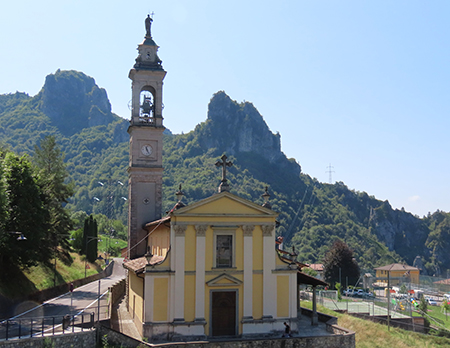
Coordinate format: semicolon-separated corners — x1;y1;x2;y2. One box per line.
216;234;233;268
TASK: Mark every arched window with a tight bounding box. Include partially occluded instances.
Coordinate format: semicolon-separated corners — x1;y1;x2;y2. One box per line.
139;90;155;123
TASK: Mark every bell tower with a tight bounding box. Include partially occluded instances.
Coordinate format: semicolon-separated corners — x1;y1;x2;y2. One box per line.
127;15;166;259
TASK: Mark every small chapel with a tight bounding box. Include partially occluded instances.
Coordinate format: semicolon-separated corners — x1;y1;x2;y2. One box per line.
123;16;327;342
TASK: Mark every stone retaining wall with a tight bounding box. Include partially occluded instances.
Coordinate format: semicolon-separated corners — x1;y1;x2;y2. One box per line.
0;323;355;348
99;324;355;348
0;331;95;348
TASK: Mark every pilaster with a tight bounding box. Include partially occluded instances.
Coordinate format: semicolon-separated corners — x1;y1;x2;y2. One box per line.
195;225;207;322
144;270;154;322
173;224;186;321
242;225;254;320
262;224;276;318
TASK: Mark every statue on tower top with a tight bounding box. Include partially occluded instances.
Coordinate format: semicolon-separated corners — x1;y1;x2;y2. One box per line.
145;14;153;38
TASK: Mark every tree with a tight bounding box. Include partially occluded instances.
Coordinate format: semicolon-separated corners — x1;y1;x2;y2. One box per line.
83;215;98;263
419;296;428;315
335;282;342;301
34;136;74;259
323;240;360;288
442;301;450;321
399;284;407;294
0;151;51;272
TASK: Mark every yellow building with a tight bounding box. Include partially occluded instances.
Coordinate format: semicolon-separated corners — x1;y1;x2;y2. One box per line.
124;16;327;342
125;189;306;339
374;263;420;286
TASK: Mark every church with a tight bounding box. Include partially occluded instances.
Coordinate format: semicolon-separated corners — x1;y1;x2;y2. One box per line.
123;15;327;342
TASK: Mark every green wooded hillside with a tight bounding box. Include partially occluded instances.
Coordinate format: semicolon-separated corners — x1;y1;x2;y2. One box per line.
1;69;449;276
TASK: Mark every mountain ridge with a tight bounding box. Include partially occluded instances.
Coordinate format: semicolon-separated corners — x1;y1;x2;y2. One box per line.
1;69;449;275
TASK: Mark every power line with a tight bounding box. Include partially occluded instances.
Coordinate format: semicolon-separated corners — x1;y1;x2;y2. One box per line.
326;163;335;184
284;189;308;242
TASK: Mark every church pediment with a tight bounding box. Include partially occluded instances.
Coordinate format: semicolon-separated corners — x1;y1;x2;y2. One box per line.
206;273;243;287
172;191;278;217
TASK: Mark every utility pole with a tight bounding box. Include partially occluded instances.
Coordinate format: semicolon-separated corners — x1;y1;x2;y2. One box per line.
326;163;335;184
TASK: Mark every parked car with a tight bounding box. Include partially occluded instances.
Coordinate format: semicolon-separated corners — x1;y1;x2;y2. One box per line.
355;289;365;297
364;291;375;298
426;297;438;306
344;289;355;297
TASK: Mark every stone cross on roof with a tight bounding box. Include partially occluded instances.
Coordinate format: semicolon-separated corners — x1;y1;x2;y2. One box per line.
215;155;233;193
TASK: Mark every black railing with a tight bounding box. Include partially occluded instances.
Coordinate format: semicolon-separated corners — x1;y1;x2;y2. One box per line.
0;302;109;341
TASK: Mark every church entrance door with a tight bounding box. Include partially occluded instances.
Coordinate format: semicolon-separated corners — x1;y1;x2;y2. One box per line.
211;290;237;336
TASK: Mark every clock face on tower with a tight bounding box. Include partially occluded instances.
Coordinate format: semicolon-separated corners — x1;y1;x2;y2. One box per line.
141;144;153;156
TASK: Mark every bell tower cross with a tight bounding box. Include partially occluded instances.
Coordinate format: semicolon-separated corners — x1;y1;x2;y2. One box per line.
127;15;166;259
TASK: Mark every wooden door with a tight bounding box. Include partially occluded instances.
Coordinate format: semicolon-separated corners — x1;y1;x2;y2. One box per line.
211;291;237;336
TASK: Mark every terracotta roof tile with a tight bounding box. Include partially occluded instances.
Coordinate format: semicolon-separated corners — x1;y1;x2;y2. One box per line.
144;215;171;229
123;255;165;273
374;263;419;271
308;264;324;271
297;271;328;287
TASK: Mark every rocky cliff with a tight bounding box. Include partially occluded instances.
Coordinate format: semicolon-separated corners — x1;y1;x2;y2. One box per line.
369;201;430;268
197;91;301;177
38;70;115;136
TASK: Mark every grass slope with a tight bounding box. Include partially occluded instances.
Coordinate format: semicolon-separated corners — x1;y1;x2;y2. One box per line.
0;252;103;300
302;301;450;348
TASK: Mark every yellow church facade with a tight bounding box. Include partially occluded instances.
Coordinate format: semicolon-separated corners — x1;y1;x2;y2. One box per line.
125;191;299;340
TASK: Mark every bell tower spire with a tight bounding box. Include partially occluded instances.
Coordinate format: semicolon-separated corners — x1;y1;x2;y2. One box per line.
127;15;166;259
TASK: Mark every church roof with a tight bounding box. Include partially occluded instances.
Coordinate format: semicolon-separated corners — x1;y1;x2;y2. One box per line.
297;271;328;287
171;191;278;217
123;255;165;274
144;215;171;229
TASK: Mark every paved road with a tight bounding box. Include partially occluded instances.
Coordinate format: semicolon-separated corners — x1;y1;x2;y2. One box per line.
0;258;126;340
6;258;126;321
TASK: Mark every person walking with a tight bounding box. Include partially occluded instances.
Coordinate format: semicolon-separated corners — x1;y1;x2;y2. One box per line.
282;322;291;337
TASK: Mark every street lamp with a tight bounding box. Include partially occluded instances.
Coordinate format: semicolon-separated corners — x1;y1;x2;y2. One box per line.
105;228;115;264
94;180;126;260
145;247;153;265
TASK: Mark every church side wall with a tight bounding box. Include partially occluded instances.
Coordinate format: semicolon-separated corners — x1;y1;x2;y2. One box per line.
153;277;168;321
128;272;144;335
148;226;170;257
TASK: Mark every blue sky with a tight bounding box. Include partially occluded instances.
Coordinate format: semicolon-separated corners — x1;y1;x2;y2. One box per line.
1;1;449;217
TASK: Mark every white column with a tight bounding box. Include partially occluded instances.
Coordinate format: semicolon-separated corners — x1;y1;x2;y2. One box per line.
173;224;186;321
243;225;255;319
144;270;154;322
262;224;276;318
195;225;207;321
